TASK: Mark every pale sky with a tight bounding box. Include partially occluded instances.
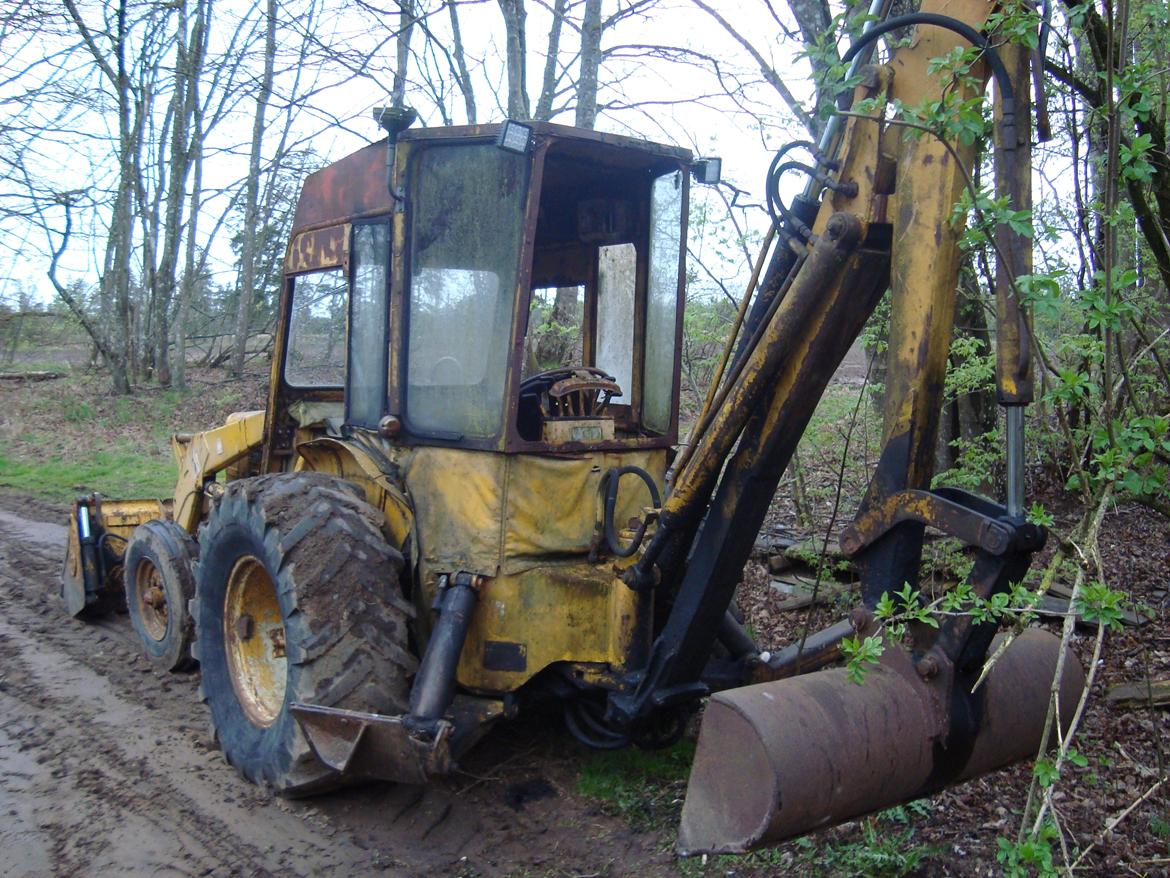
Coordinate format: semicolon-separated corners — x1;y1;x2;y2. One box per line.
1;0;818;307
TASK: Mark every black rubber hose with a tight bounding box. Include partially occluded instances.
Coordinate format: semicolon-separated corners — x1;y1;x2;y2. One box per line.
603;466;662;559
765;141;818;226
839;12;1017;146
563;700;629;749
841;12;1013;101
409;578;479;723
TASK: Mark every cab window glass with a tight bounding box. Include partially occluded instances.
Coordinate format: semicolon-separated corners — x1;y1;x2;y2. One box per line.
286;268;346;387
347;222;390;426
595;243;636;400
406;144;529;438
643;170;683;433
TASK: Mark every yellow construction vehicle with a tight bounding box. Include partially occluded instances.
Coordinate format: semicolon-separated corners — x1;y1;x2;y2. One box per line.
62;0;1085;853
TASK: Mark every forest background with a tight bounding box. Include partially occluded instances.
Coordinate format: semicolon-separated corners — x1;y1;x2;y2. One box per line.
1;0;1168;874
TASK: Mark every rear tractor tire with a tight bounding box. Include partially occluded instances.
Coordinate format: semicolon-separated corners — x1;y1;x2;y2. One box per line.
192;472;417;795
124;519;198;672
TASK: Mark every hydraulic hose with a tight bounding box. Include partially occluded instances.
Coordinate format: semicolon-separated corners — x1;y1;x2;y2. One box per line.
602;466;662;559
840;12;1017;148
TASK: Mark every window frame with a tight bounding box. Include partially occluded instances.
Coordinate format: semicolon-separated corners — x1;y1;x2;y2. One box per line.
504;158;689;453
282;264;349;391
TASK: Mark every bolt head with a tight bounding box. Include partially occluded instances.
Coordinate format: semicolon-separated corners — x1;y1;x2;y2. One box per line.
916;655;939;679
235;614;255;641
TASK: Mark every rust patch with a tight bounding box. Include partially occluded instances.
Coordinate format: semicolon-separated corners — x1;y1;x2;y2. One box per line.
284;225;349;275
291;140;393;233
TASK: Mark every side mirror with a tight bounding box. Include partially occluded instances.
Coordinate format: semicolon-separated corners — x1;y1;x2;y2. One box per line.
691;157;722;186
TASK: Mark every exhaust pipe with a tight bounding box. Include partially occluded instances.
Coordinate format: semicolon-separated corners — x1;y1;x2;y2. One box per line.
677;628;1084;854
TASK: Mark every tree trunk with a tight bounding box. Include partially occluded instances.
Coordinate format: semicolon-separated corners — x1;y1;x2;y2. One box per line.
447;1;477;123
575;0;602;128
172;0;209;390
153;0;196;388
497;0;530;118
533;0;566;121
392;0;415;108
230;0;276;378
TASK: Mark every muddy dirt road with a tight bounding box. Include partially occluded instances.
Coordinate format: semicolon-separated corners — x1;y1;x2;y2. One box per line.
0;496;670;878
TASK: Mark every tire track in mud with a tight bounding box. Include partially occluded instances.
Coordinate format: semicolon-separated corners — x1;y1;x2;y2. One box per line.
0;515;471;876
0;547;376;875
0;500;672;878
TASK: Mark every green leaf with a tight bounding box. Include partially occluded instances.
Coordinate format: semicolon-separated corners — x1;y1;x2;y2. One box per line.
1034;757;1059;787
1027;503;1054;527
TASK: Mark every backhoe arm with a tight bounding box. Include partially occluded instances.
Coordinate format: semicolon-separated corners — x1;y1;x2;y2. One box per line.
616;0;1023;720
599;0;1082;852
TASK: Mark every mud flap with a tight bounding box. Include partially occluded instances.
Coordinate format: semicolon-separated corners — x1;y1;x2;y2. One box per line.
677;629;1085;854
291;696;505;785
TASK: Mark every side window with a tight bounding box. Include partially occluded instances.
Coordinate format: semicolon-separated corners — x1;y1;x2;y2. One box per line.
643;170;684;433
286;268;346;387
595;243;636;401
347;222;390;427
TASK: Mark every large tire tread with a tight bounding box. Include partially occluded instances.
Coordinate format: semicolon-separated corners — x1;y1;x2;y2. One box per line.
193;472;417;795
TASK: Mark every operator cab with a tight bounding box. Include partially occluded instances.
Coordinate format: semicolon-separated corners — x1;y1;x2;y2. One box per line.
272;122;693;462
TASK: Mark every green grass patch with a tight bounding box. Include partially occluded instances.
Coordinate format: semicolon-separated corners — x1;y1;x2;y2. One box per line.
63;400;96;423
0;360;73;374
677;804;939;878
0;447;176;503
576;738;695;832
788;809;939;877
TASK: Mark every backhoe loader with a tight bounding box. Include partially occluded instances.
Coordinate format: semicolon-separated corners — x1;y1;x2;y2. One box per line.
62;0;1084;853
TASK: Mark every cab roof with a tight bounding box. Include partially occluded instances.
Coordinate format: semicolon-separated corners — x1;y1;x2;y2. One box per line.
290;122;692;236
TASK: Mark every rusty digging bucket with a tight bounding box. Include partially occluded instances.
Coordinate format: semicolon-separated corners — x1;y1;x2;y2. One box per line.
677;628;1085;854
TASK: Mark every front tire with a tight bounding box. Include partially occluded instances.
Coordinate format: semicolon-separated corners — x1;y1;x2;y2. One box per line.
124;519;198;671
192;472;416;795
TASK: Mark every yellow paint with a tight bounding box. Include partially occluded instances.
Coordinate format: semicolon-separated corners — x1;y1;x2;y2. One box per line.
223;555;287;727
284;224;351;275
172;411;266;532
456;563;641;692
396;446;665;691
61;498;168;604
294;436;415;550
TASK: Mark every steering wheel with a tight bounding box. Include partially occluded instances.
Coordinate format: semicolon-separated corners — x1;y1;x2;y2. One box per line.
520;367;622;416
517;368;623;439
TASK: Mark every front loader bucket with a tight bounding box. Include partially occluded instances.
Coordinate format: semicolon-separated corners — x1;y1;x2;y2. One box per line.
678;629;1084;854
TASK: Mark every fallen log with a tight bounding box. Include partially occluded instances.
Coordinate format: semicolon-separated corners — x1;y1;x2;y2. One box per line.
1106;679;1170;709
0;371;63;381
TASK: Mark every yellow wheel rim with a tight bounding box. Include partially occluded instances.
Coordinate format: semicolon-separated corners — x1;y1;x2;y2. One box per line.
134;558;168;642
224;556;287;727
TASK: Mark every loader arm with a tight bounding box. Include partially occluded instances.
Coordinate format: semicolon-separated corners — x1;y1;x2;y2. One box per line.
61;411;265;619
170;411;266;532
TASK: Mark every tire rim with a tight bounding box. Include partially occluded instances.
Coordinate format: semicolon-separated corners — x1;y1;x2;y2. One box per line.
224;556;287;727
134;558;168;642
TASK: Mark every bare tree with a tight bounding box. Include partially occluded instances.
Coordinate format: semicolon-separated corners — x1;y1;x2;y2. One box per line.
229;0;276;379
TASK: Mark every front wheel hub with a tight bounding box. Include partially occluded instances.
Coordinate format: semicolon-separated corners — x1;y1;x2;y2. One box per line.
133;558;169;641
223;556;287;727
